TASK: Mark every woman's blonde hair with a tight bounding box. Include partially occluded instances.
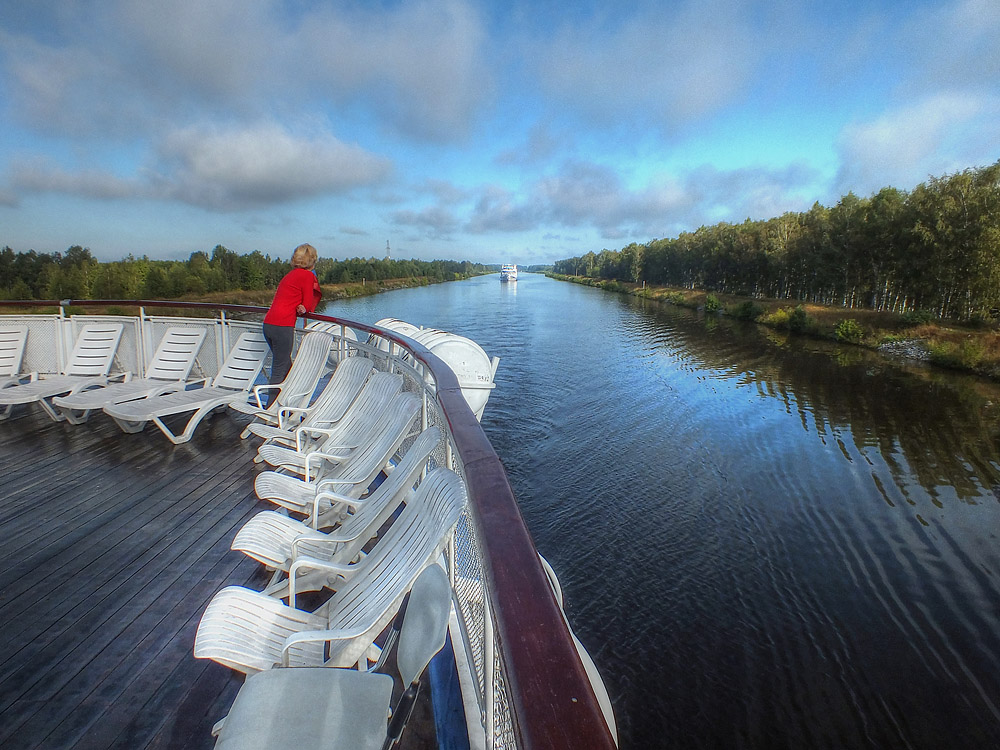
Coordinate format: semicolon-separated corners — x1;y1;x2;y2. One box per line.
290;243;318;269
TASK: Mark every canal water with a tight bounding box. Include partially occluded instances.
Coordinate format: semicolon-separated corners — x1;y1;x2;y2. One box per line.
324;273;1000;749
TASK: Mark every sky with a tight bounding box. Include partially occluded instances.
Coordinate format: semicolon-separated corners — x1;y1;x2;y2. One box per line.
1;0;998;267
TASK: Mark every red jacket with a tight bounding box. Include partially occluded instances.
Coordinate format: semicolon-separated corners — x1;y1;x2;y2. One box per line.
263;268;322;326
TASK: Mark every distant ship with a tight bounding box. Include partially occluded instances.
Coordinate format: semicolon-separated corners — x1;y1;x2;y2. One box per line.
500;263;518;282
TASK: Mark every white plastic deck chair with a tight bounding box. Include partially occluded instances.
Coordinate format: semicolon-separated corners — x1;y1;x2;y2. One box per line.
103;330;268;444
231;330;332;437
233;426;441;598
0;326;31;419
0;322;125;421
254;371;403;471
52;326;208;424
244;355;374;444
208;564;452;750
304;319;359;367
254;392;421;524
194;467;466;675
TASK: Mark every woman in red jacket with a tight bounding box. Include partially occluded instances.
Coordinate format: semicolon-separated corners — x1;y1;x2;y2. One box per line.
262;243;322;406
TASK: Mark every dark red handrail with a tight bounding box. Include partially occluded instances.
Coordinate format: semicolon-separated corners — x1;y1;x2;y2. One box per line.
0;299;617;749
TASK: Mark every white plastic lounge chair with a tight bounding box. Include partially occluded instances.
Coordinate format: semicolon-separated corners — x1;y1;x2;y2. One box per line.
231;330;332;437
0;322;125;421
208;564;452;750
244;355;373;443
51;326;208;424
254;391;421;525
104;330;268;443
194;467;466;674
233;426;441;597
0;326;30;419
254;371;403;471
0;325;29;384
305;319;359;367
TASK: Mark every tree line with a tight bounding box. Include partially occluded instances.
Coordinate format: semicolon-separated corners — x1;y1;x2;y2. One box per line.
553;159;1000;321
0;244;489;301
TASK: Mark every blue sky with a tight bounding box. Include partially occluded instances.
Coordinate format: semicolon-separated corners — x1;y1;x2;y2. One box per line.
1;0;998;266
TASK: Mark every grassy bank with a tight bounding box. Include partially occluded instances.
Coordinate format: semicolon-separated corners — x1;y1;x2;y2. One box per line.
548;273;1000;381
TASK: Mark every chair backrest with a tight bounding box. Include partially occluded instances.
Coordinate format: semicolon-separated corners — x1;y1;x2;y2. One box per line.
0;326;28;377
313;372;403;451
319;391;420;488
271;331;332;409
321;467;467;667
331;426;441;560
144;327;207;381
212;331;269;390
396;564;452;686
65;323;125;377
296;355;373;427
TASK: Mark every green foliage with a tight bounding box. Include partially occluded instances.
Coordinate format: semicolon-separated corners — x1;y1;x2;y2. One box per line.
928;337;986;370
728;300;763;320
704;293;721;312
900;310;935;326
0;244;491;302
789;305;812;333
759;307;792;328
834;318;865;344
551;159;1000;323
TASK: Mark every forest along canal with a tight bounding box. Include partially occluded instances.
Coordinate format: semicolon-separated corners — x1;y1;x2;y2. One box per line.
325;272;1000;749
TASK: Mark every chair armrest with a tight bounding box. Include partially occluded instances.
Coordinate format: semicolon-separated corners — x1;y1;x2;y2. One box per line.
293;425;349;452
251;383;280;409
303;450;351;481
311;487;365;527
288;555;357;606
277;405;310;429
289;534;346;560
280;624;380;666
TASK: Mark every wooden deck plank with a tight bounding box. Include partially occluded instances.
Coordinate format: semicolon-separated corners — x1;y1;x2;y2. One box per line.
0;407;265;749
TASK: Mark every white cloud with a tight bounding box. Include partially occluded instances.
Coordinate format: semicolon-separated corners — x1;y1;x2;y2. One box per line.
527;0;765;128
835;93;1000;194
7;123;392;211
158;123;393;210
900;0;1000;93
0;0;492;142
10;158;148;200
390;205;461;239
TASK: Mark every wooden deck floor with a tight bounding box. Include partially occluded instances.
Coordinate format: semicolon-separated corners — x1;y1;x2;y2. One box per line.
0;403;271;748
0;402;441;750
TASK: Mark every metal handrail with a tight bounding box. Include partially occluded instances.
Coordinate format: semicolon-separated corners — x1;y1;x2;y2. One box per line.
0;298;617;749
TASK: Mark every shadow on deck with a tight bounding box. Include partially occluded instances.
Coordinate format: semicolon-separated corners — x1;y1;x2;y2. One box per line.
0;404;438;749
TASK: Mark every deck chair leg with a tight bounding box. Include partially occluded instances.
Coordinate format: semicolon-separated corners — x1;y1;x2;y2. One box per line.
0;404;13;421
152;415;185;444
37;397;67;422
61;407;92;425
111;416;148;433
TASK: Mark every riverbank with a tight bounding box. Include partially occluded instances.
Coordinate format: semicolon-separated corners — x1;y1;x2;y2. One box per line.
547;273;1000;381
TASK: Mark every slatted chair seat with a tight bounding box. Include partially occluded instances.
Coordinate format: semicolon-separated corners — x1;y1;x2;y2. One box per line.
233;426;441;598
103;330;268;443
244;355;373;443
254;392;421;527
194;468;466;675
0;322;125;421
52;326;207;424
231;330;332;437
0;326;31;419
254;371;402;472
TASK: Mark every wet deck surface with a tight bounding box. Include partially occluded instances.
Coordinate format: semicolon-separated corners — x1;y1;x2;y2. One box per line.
0;404;436;749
